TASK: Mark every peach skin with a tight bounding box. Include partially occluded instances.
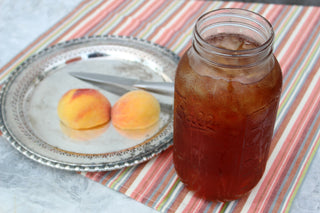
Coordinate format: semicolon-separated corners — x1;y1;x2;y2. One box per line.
57;88;111;130
111;90;160;130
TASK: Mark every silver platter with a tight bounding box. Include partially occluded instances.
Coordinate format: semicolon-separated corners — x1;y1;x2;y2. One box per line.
0;35;179;171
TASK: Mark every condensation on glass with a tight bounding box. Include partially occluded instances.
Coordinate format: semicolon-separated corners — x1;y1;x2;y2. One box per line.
173;8;283;201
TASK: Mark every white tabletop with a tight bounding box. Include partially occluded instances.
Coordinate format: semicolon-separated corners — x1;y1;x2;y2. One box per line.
0;0;319;212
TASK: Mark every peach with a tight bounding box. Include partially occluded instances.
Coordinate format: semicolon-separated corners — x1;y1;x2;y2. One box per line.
57;88;111;130
112;90;160;130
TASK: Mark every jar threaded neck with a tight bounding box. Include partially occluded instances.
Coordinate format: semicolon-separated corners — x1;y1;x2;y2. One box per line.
192;8;274;68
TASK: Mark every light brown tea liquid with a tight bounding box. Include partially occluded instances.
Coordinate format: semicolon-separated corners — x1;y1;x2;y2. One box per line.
173;34;282;201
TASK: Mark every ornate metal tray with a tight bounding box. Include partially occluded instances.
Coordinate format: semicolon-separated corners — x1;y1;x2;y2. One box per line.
0;35;179;171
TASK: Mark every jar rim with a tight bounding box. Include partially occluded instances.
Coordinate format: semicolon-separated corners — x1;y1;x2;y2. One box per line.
194;8;274;55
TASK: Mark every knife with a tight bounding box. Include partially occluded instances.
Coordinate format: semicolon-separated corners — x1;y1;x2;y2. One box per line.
69;72;175;96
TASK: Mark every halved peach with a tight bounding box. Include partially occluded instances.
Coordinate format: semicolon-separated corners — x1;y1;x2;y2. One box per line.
111;90;160;130
57;88;111;130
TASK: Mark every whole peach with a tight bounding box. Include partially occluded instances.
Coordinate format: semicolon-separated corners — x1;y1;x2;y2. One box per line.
112;90;160;130
57;88;111;130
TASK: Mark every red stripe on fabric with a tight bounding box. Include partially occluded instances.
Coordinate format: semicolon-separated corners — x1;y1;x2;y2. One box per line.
85;171;95;179
274;7;309;68
191;198;209;213
138;164;174;204
115;0;166;36
161;1;247;48
258;84;319;210
144;165;176;208
2;1;319;212
153;2;203;46
231;0;283;192
171;1;234;56
117;161;150;193
67;0;126;38
130;149;173;201
270;19;319;158
239;25;320;210
131;0;173;38
100;170;120;185
263;85;320;212
280;23;320;108
107;1;149;35
122;159;162;200
270;23;320;160
107;167;133;188
280;8;320;75
94;171;109;182
88;0;134;35
146;1;188;41
271;5;291;33
154;183;188;211
50;0;107;45
165;1;210;49
272;101;320;212
283;120;320;210
263;4;286;24
252;75;320;212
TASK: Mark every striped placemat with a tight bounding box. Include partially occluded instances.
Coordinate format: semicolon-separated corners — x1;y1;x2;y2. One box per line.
1;0;319;212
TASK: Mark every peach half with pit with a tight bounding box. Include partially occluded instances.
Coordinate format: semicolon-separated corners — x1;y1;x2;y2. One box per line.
111;90;160;130
57;88;111;130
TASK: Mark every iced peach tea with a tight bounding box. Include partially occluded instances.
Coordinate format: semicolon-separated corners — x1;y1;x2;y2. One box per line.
173;33;282;201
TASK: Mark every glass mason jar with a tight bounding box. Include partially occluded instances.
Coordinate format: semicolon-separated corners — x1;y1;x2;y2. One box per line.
173;8;282;201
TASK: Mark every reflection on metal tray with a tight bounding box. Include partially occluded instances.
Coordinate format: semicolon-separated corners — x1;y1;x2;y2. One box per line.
0;35;179;171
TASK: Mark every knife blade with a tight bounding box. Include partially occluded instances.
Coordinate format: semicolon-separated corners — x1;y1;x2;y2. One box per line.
69;72;174;96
